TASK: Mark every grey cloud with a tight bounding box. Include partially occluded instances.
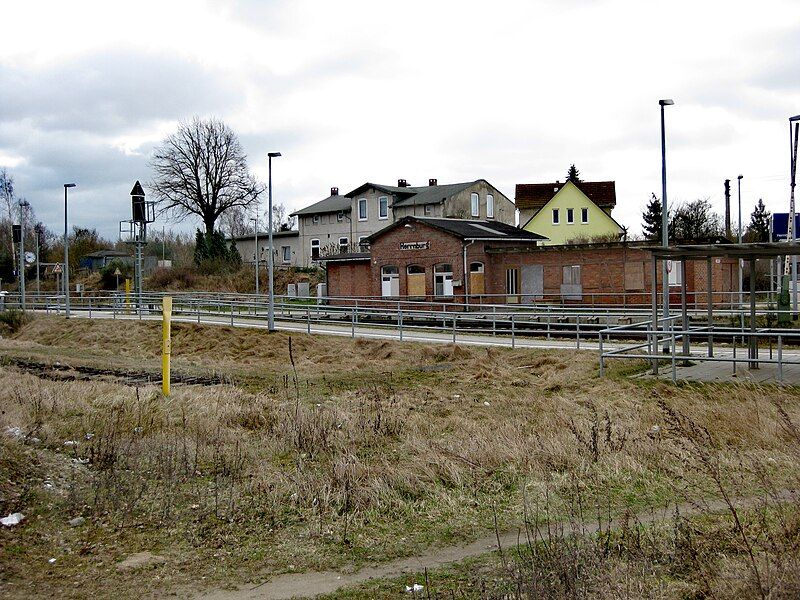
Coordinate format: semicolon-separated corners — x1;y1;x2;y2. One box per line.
0;47;245;136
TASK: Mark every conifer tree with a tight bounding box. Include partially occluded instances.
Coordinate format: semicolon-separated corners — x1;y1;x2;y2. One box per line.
642;193;663;240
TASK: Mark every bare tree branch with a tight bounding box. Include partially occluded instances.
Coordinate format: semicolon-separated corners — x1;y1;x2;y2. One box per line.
149;117;264;234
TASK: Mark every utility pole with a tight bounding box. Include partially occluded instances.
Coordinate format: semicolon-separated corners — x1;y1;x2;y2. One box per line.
659;99;674;333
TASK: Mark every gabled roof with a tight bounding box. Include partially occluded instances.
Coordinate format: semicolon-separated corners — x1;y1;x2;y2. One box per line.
344;180;487;207
515;180;616;211
229;230;299;241
365;216;547;243
290;194;351;217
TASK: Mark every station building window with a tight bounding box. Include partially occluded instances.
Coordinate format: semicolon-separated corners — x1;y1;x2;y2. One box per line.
434;263;454;297
381;265;399;297
407;265;426;297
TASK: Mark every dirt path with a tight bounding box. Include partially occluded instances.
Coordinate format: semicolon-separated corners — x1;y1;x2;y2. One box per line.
194;492;795;599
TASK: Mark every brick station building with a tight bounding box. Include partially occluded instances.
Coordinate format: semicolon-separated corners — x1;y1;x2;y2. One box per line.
322;215;737;306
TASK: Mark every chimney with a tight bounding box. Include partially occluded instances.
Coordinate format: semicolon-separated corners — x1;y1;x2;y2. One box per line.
331;187;339;196
428;178;437;186
398;178;408;187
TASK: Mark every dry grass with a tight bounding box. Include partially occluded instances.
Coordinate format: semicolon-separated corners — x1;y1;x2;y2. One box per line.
0;318;799;598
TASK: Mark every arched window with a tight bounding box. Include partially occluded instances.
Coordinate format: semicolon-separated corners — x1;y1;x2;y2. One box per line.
381;265;399;297
407;265;425;297
434;263;453;297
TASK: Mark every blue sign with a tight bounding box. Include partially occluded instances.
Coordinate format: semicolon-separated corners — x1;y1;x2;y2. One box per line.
772;213;800;241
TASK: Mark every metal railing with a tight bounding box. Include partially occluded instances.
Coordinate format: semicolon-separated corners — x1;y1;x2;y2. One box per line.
598;317;800;383
2;291;798;358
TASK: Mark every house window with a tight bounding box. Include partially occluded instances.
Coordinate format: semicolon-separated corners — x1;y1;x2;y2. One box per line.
434;263;454;297
358;236;368;248
506;268;519;295
562;265;581;285
338;237;349;252
486;194;494;218
567;208;574;224
424;204;433;215
310;239;320;260
358;198;368;221
281;246;291;263
381;265;399;297
471;193;479;217
312;214;320;225
337;211;344;222
379;196;388;220
581;207;589;224
552;208;559;224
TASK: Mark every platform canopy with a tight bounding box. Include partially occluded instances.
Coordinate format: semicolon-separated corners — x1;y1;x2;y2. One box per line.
646;242;800;260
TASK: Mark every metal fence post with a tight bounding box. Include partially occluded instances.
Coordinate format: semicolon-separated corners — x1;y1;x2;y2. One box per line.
778;335;783;382
732;336;737;376
452;313;457;344
546;307;551;340
599;333;605;376
492;305;496;337
351;308;355;338
511;314;516;349
307;305;311;334
231;302;234;326
576;316;581;349
399;308;403;341
671;327;676;384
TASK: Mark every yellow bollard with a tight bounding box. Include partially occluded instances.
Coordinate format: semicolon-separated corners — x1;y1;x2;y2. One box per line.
162;296;172;397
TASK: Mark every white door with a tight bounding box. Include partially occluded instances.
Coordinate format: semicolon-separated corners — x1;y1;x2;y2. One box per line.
382;275;399;297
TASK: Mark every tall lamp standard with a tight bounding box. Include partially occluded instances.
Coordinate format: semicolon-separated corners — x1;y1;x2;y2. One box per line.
267;152;281;332
659;99;674;330
250;216;259;295
790;115;800;315
18;200;30;311
63;183;76;318
737;174;743;306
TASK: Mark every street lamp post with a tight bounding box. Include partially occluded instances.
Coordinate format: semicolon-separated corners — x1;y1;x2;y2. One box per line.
250;216;259;295
659;99;674;334
790;115;800;315
18;200;29;311
63;183;76;318
737;174;743;306
267;152;282;332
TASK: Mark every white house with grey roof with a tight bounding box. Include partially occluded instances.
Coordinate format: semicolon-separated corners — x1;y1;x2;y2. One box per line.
290;179;514;267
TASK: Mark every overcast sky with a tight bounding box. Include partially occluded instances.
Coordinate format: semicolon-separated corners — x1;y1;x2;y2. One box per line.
1;0;799;240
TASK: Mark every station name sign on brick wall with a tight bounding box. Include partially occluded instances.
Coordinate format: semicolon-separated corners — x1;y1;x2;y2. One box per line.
399;241;430;250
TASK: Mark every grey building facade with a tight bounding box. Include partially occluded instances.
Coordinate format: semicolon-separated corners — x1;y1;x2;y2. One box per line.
291;179;515;267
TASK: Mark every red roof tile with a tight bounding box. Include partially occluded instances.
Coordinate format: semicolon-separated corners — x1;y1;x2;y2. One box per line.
515;180;616;211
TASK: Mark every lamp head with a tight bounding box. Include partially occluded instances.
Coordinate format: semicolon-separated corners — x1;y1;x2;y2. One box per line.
790;115;800;122
64;183;76;188
268;152;282;158
738;174;743;180
659;99;674;106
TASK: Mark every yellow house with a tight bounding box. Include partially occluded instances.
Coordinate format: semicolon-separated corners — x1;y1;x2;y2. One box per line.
516;179;624;246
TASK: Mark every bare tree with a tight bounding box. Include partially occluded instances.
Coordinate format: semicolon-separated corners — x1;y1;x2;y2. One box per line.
149;117;263;234
268;202;296;232
219;205;252;238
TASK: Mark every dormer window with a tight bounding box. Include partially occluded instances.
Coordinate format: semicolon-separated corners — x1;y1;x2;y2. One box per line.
312;215;320;225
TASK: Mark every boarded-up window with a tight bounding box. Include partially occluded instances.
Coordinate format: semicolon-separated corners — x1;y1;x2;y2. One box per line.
562;265;580;285
625;261;644;290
